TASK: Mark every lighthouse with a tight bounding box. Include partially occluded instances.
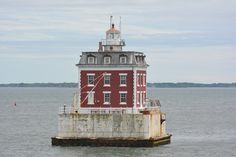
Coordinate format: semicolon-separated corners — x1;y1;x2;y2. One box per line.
52;18;171;147
77;22;147;114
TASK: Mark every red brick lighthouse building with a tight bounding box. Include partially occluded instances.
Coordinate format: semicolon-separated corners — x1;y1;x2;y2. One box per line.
52;18;171;147
77;23;147;113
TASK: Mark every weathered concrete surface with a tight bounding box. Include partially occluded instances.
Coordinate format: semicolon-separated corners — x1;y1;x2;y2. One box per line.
57;111;167;139
51;134;171;147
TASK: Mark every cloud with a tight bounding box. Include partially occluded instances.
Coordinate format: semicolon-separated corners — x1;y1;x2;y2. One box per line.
0;32;54;42
145;46;236;82
0;0;235;83
0;52;75;59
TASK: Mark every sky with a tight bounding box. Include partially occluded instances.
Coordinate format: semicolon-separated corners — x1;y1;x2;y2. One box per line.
0;0;236;83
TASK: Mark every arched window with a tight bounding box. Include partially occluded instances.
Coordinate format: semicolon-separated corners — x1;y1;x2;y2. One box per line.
87;55;95;64
120;55;127;64
104;55;111;64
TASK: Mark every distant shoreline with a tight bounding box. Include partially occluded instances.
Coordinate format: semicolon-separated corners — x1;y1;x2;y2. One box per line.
0;82;235;88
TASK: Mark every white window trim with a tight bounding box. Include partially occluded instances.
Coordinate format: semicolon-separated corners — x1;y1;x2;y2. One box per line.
104;74;111;87
143;74;146;87
87;74;95;87
120;56;127;64
140;91;143;106
104;84;111;87
87;91;95;105
87;73;95;76
103;92;111;105
103;73;111;76
119;92;127;105
137;74;140;87
120;74;127;87
140;74;143;87
137;91;140;104
87;84;95;87
88;56;95;64
104;56;111;64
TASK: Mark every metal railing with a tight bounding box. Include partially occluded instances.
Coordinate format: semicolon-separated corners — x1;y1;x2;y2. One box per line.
58;105;72;114
101;39;125;46
59;106;128;114
144;98;161;109
58;99;161;114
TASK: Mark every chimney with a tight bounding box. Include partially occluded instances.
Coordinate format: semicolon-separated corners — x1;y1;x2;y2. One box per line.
98;42;103;52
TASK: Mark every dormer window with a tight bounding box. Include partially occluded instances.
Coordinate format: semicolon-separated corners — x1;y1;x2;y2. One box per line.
120;55;127;64
87;56;95;64
135;56;139;63
104;56;111;64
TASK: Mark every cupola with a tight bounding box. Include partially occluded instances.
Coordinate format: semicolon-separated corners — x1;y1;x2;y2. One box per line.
100;17;125;52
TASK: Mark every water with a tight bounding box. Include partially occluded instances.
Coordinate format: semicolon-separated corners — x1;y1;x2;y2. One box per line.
0;87;236;157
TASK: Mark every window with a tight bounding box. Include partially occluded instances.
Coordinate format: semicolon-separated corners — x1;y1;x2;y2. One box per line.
137;92;140;104
140;74;143;87
143;92;146;106
120;93;127;104
104;93;110;104
140;92;142;106
87;92;94;105
104;56;111;64
111;33;114;39
137;74;140;86
88;56;95;64
119;74;127;86
120;56;127;64
104;75;111;86
143;74;146;86
87;75;94;86
136;56;140;63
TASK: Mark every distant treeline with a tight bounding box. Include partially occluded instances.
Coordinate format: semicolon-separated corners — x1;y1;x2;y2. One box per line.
147;82;236;88
0;82;236;88
0;83;77;88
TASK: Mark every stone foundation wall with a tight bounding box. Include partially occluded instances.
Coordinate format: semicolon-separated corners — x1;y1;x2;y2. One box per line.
57;112;166;139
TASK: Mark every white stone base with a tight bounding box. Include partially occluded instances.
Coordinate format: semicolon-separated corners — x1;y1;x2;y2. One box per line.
57;111;167;139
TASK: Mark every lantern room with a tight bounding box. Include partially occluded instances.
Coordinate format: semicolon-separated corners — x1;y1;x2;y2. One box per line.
101;23;125;52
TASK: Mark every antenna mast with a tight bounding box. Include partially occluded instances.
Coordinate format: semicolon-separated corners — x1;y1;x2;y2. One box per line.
110;15;113;28
119;16;122;39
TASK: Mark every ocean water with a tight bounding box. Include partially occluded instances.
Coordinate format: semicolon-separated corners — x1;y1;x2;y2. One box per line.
0;87;236;157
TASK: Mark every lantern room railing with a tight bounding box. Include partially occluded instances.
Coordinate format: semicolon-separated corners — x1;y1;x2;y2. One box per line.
101;39;125;46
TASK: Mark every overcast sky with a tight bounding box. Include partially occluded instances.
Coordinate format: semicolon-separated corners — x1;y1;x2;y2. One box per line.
0;0;235;83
